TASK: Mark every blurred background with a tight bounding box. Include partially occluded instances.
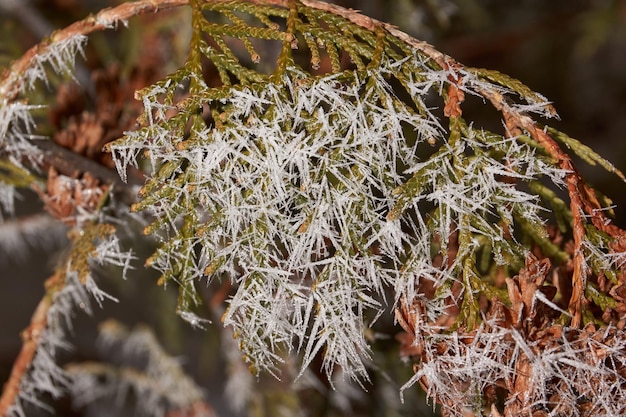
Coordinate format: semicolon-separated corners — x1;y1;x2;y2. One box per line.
1;0;625;416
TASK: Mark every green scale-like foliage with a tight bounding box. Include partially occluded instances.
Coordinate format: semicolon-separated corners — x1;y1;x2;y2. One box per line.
105;0;625;386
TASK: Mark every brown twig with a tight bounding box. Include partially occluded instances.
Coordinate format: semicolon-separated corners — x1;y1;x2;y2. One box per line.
451;67;613;329
528;127;588;328
0;0;189;101
480;84;592;328
0;273;60;417
34;140;127;186
0;0;454;104
166;401;216;417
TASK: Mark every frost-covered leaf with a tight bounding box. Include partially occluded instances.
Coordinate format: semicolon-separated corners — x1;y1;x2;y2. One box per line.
104;3;626;398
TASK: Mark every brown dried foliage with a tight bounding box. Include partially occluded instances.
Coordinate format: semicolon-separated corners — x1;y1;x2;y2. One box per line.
49;21;173;170
33;167;108;227
396;236;626;416
33;12;182;227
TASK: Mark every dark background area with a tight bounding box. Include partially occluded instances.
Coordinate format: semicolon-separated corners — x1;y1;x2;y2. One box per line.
1;0;625;416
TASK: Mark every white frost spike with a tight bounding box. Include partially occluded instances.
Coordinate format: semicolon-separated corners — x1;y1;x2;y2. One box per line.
0;101;37;141
91;232;135;280
0;181;16;218
85;276;119;308
95;10;129;30
22;34;87;92
0;100;45;168
65;320;207;416
177;310;211;330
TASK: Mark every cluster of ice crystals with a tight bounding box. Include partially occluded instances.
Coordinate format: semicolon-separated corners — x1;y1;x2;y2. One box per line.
583;236;626;274
457;67;559;119
90;232;135;281
0;33;89;219
7;230;134;416
401;323;514;402
21;34;87;92
66;321;205;417
209;64;443;380
0;100;45;168
399;325;626;416
110;53;594;391
394;130;559;286
7;271;89;417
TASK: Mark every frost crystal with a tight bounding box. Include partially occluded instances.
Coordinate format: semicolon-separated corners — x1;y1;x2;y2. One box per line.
0;100;45;168
110;50;580;386
397;324;626;416
22;34;87;92
99;2;626;413
90;232;135;281
66;321;206;417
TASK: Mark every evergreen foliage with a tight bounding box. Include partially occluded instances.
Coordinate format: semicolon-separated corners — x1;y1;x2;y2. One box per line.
1;1;626;416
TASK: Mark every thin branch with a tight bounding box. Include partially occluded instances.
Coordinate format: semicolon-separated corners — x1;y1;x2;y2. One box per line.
0;0;454;104
0;0;190;101
33;140;128;186
483;87;593;327
0;273;60;417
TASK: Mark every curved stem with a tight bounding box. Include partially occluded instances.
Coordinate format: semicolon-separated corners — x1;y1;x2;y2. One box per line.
0;0;190;100
1;0;458;102
0;273;60;417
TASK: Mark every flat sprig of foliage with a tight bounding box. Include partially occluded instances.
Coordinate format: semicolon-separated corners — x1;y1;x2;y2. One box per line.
2;1;626;416
106;0;626;397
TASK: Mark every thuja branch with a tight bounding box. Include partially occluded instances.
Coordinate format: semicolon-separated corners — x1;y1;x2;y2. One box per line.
0;0;189;101
0;222;129;416
0;273;58;417
2;1;626;416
